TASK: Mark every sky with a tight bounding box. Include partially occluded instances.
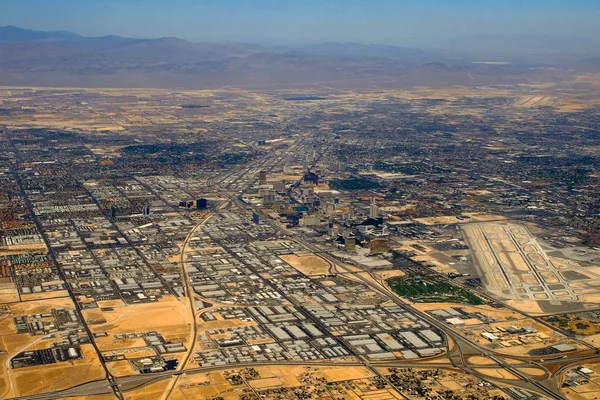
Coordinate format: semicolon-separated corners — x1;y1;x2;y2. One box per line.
1;0;599;45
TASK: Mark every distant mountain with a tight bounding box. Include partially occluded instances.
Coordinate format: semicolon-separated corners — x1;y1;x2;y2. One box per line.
579;57;600;68
0;25;82;42
0;26;592;89
273;42;437;62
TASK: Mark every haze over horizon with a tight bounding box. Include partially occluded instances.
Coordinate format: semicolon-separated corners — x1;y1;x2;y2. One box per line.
1;0;600;47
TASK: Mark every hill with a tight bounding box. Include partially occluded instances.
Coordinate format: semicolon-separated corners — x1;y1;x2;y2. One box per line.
0;26;594;89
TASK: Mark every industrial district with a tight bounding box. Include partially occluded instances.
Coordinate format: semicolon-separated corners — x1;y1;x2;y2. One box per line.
0;80;599;400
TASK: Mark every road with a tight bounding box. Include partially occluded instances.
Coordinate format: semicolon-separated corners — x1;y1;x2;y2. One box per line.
160;127;320;400
231;193;584;398
3;128;125;400
5;125;595;400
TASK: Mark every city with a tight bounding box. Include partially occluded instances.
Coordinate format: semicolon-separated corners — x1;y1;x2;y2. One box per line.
0;78;599;399
1;1;600;398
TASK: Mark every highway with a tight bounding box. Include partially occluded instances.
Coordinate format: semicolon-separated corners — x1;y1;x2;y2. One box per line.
290;234;574;400
5;125;595;400
4;129;125;400
226;161;582;399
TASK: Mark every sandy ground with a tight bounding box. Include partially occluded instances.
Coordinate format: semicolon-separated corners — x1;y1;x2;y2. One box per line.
164;371;247;400
107;360;136;377
19;290;70;302
581;333;600;347
280;254;331;276
0;287;20;303
311;365;374;383
124;379;173;400
0;243;47;254
150;365;376;400
562;387;600;400
468;356;498;366
248;377;283;390
375;270;406;280
474;368;519;380
84;296;192;352
515;367;547;377
505;299;545;315
8;344;105;397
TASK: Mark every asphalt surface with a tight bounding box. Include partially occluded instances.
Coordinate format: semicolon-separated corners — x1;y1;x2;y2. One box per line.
4;126;595;400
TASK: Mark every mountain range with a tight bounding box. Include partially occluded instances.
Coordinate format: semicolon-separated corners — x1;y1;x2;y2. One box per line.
0;26;597;90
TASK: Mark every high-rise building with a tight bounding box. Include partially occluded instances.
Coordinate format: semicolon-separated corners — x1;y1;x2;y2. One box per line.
252;212;260;225
273;181;286;192
196;198;208;209
326;200;336;215
143;204;151;216
259;171;267;184
328;161;347;172
345;237;357;251
369;197;378;218
303;171;319;185
263;192;276;205
110;206;117;219
370;238;388;254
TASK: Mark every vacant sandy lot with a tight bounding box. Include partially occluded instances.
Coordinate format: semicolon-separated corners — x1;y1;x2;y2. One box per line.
107;360;136;377
474;368;518;380
124;379;173;400
9;344;105;397
0;285;19;303
280;254;331;276
162;371;246;400
468;356;498;366
84;297;191;353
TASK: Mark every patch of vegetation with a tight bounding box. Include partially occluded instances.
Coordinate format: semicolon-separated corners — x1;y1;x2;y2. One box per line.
219;152;255;166
120;142;208;164
529;167;591;187
543;315;600;336
374;161;445;175
576;322;590;330
387;275;484;305
329;178;383;190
